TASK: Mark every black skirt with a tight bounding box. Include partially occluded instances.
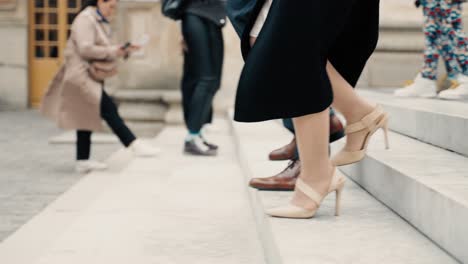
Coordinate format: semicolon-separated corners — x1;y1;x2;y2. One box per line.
234;0;380;122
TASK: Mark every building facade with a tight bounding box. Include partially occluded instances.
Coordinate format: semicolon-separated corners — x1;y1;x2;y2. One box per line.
0;0;243;113
1;0;467;112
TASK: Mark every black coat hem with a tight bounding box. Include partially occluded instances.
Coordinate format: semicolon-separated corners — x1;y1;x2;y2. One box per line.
233;96;333;123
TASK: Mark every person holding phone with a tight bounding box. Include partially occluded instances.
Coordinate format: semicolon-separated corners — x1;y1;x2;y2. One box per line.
179;0;227;156
41;0;160;174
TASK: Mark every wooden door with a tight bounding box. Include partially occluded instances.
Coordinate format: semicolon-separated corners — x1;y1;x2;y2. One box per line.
29;0;85;108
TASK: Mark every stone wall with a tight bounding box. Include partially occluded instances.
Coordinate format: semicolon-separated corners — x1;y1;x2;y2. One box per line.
0;0;28;110
1;0;467;110
114;0;243;112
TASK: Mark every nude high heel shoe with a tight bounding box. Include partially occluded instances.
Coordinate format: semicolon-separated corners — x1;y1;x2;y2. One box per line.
331;105;390;166
266;168;346;219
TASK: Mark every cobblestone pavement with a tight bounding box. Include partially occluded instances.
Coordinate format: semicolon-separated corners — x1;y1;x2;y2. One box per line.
0;110;119;242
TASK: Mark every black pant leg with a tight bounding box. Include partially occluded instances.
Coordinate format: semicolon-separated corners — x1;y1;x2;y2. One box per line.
181;15;222;133
203;23;225;125
181;46;197;128
77;130;92;160
100;90;136;147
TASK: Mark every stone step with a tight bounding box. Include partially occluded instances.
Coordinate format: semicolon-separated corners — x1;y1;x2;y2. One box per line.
112;89;183;125
118;102;168;122
0;122;265;264
124;121;165;138
359;89;468;157
0;147;134;264
377;29;424;53
229;113;458;264
331;130;468;263
112;89;180;104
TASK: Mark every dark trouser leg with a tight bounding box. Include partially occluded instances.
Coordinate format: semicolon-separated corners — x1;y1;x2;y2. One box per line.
100;90;136;147
282;118;295;133
181;15;223;133
181;44;197;128
204;22;225;126
77;130;92;160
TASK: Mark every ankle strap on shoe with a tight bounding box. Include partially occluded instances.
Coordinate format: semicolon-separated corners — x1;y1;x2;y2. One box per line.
345;106;384;134
296;178;323;206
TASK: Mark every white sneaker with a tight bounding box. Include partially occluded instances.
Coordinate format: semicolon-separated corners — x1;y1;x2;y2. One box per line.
76;160;108;174
439;75;468;100
129;139;161;157
394;73;437;98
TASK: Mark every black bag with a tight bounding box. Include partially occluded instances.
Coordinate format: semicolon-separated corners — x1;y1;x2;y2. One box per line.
161;0;186;20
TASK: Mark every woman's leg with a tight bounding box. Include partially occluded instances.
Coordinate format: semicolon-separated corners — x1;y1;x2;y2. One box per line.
421;4;443;81
76;130;92;160
327;63;376;151
433;1;461;81
394;3;440;97
291;110;334;210
444;1;468;77
100;90;136;147
438;1;468;99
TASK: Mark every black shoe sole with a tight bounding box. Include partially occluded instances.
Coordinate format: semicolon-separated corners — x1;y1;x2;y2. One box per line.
183;149;218;157
249;185;295;192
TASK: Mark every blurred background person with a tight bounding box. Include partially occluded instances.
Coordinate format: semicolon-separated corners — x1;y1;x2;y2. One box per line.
41;0;160;174
180;0;227;156
395;0;468;100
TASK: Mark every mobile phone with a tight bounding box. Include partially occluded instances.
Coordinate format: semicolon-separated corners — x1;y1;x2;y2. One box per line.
121;42;131;50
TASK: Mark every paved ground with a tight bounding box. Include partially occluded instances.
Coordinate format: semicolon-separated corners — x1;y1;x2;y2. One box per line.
0;110;119;242
0;119;265;264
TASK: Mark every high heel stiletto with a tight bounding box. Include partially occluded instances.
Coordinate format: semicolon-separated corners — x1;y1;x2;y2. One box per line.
266;168;346;219
332;105;390;166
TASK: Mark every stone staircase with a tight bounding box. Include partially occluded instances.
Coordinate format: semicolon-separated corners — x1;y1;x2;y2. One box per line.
229;101;466;263
338;89;468;263
0;91;467;263
111;89;183;137
228;89;468;263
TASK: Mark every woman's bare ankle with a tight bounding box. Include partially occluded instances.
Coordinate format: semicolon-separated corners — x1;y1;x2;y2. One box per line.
343;103;376;124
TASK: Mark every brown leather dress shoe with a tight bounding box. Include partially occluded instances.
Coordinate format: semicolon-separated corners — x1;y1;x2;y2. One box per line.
268;113;344;161
330;112;345;143
269;138;297;161
249;159;301;191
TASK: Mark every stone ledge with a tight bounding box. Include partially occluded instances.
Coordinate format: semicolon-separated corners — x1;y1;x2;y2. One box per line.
332;130;468;264
118;102;168;122
359;89;468;157
113;89;180;104
112;89;183;125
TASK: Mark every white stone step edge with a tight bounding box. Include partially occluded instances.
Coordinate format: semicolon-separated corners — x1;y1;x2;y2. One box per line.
0;145;136;264
359;89;468;157
332;131;468;264
228;110;283;264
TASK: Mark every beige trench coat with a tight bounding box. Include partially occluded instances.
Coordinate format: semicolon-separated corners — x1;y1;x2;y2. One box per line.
40;7;120;131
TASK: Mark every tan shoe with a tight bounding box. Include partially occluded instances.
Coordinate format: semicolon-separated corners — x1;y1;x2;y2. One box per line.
332;105;390;166
266;168;346;219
